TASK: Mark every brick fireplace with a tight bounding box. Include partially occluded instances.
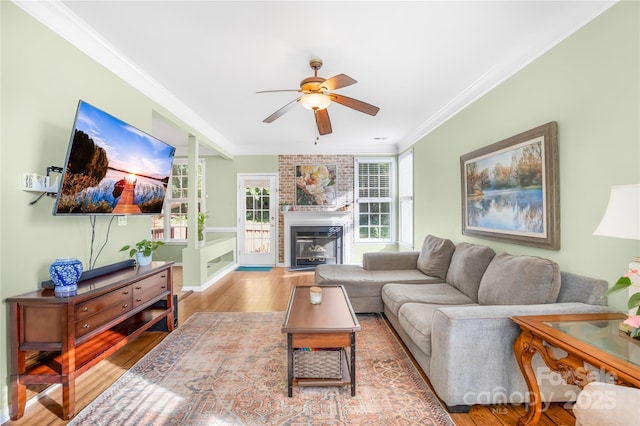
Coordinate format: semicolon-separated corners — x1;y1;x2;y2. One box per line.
278;154;354;264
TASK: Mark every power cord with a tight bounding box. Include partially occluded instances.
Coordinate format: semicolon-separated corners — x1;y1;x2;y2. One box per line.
88;215;116;270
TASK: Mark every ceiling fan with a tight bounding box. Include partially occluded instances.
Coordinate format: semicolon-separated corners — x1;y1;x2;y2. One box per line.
258;59;379;136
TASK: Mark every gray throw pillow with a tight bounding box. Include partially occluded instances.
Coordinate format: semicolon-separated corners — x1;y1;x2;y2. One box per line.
478;253;561;305
416;235;455;280
446;242;496;302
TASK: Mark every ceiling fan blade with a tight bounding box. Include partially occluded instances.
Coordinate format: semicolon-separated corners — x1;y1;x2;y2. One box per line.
263;97;301;123
256;89;300;94
321;74;357;92
315;109;332;135
329;93;380;116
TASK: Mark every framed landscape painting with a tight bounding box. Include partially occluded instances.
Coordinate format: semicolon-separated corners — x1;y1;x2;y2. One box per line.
460;122;559;250
295;164;337;206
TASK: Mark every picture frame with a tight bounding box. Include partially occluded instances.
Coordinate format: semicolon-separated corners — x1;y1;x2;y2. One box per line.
460;122;559;250
295;164;337;206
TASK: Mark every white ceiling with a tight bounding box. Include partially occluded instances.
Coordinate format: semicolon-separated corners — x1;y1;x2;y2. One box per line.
17;1;616;157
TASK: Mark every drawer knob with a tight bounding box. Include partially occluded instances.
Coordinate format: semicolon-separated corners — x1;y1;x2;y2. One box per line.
83;323;90;329
123;290;129;295
122;304;129;308
82;307;89;312
161;274;166;278
135;286;142;290
136;298;142;302
161;285;166;289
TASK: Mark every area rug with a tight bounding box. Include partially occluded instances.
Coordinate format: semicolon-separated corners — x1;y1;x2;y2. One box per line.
70;312;453;425
235;266;273;272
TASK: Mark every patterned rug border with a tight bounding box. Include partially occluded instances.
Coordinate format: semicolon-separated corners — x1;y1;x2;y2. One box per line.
70;311;454;425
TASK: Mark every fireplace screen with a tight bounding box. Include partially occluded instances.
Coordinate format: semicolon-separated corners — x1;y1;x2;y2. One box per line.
290;226;343;270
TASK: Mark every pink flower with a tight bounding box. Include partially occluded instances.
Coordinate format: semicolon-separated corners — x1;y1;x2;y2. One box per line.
623;269;639;278
623;315;640;328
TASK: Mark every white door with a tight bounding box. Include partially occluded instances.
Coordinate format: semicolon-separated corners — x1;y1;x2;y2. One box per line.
237;174;277;265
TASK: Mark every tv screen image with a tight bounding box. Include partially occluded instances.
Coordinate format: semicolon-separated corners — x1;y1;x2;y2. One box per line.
54;101;176;215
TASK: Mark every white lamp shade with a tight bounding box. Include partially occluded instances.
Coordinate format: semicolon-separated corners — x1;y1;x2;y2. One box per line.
593;184;640;240
299;93;331;111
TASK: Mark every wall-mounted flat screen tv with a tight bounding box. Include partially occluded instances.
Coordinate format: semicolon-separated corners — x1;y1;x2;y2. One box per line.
53;100;176;215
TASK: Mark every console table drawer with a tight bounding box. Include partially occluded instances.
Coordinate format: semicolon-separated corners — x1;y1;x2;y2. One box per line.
75;300;133;338
75;285;133;321
132;274;169;307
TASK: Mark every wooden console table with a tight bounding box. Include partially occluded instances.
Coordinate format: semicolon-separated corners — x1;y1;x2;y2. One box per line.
512;313;640;426
7;261;175;420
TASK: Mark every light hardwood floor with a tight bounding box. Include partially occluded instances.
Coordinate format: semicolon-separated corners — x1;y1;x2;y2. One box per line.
3;266;577;426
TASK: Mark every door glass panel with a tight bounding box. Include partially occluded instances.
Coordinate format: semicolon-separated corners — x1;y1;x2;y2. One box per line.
244;183;271;254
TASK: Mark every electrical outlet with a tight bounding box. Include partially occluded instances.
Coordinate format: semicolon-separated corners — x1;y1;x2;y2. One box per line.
117;216;127;226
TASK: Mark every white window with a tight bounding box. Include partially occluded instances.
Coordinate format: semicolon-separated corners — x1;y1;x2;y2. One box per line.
398;149;414;248
152;159;205;241
355;158;394;242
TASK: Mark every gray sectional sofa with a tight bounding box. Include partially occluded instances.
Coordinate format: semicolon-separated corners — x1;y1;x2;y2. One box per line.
314;235;616;412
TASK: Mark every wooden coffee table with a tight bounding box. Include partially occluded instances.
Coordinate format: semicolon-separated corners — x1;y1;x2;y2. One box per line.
281;285;360;397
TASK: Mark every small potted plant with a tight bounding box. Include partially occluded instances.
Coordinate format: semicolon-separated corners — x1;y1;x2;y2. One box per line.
603;268;640;338
198;212;209;246
280;201;291;212
120;239;165;266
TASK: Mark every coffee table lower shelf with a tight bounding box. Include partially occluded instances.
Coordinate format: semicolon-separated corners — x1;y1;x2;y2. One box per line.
286;332;357;397
294;349;352;388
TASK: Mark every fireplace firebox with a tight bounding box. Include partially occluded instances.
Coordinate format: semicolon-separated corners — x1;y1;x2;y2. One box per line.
290;226;343;270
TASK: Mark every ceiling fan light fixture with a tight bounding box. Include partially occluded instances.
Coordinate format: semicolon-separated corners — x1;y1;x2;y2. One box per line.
300;93;331;111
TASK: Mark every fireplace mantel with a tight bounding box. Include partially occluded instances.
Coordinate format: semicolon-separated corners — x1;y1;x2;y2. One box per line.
283;211;352;267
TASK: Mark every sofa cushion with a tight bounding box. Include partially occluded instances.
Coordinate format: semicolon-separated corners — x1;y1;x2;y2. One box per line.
478;253;561;305
446;242;496;302
397;303;444;358
382;283;475;317
416;235;456;280
315;264;441;287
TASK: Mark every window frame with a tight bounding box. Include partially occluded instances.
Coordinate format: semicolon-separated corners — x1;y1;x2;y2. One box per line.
354;157;395;243
153;158;205;242
398;149;414;248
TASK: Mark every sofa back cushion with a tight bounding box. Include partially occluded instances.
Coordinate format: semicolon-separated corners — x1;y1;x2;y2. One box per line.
416;235;456;280
478;253;561;305
446;242;496;302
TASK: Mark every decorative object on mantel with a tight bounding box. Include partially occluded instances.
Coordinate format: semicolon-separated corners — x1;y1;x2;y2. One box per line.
280;201;291;212
295;164;337;206
49;257;83;297
460;121;559;250
594;183;640;338
119;239;165;266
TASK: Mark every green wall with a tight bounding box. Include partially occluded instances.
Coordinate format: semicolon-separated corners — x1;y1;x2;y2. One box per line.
206;156;278;227
0;3;223;417
155;155;278;263
412;1;639;311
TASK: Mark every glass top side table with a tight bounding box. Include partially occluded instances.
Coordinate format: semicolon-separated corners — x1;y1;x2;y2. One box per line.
511;313;640;426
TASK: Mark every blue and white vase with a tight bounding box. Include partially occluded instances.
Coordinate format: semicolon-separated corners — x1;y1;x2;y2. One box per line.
50;258;83;297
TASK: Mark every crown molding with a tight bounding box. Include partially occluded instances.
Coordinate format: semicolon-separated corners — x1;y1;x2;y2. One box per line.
12;0;236;156
397;0;617;152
